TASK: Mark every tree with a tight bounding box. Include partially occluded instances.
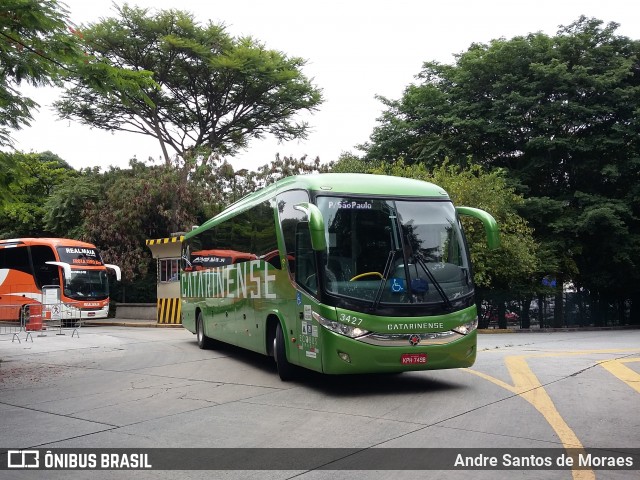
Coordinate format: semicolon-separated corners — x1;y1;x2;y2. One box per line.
43;168;102;238
0;150;77;237
1;0;75;147
1;0;75;203
253;153;329;188
0;0;154;203
80;161;204;282
54;5;323;175
361;17;640;325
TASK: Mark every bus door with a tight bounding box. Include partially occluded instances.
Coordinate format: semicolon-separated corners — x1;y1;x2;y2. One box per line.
276;191;323;369
292;220;322;369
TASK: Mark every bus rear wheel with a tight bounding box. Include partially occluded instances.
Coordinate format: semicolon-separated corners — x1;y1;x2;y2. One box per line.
196;313;216;349
274;322;296;381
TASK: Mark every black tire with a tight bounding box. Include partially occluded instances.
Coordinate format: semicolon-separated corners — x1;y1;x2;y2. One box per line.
196;313;216;349
274;322;296;381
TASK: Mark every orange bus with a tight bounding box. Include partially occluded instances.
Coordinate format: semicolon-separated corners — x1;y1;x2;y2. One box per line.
0;238;121;322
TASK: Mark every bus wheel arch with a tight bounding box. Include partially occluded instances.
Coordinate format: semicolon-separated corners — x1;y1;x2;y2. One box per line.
266;315;279;358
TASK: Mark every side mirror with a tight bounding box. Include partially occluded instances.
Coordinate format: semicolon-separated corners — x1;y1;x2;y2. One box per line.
105;264;122;281
456;206;500;250
45;261;72;284
294;203;326;251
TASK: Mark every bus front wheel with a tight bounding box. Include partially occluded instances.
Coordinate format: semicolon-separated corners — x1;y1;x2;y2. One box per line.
196;313;216;349
274;322;296;381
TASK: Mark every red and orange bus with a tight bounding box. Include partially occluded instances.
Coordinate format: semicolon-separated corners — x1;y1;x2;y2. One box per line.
0;238;120;322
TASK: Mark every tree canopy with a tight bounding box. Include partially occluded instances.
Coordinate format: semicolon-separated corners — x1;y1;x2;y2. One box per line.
1;0;75;146
0;150;77;238
54;5;324;172
0;0;154;205
0;1;155;146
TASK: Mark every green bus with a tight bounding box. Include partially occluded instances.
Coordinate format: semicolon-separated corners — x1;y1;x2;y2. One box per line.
180;173;499;380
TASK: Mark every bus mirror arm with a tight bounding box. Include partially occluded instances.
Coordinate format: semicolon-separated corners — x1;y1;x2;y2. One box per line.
294;203;327;251
45;261;72;284
105;264;122;281
456;206;501;250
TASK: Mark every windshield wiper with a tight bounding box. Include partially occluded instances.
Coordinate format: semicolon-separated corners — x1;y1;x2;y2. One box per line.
370;248;400;310
413;252;453;310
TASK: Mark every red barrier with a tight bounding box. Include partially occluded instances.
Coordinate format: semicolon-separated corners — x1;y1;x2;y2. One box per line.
25;304;43;331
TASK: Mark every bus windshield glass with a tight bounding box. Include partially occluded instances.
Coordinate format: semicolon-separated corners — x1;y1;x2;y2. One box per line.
317;196;472;306
64;269;109;300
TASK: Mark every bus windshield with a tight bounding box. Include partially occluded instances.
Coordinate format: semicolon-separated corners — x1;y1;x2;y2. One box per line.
64;269;109;301
317;196;472;306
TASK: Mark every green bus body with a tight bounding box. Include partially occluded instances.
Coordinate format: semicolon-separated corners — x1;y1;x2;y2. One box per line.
180;173;499;379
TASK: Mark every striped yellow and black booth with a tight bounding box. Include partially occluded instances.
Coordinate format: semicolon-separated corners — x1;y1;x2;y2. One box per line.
146;236;184;247
157;297;181;324
146;235;184;325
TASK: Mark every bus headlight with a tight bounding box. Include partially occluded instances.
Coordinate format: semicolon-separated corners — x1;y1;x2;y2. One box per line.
452;318;478;335
312;311;370;339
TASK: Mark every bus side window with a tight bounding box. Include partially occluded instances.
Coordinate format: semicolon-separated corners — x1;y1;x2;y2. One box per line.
29;245;58;288
1;245;31;276
277;189;313;285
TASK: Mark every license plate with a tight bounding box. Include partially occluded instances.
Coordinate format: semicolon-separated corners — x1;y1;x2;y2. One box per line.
401;353;427;365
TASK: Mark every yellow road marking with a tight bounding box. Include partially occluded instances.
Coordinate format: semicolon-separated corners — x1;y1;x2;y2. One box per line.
464;348;640;480
468;356;593;480
598;358;640;394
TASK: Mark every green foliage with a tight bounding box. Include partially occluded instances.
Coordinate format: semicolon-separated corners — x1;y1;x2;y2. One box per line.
54;5;323;171
0;150;77;237
0;0;155;148
329;152;379;174
0;151;21;205
363;17;640;174
43;171;101;238
253;153;330;188
80;161;204;281
0;0;74;145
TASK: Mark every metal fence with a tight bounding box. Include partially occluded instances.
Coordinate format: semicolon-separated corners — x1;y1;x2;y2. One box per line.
0;304;29;343
0;300;86;344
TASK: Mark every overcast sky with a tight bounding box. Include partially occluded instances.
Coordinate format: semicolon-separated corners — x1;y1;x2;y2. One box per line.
9;0;640;172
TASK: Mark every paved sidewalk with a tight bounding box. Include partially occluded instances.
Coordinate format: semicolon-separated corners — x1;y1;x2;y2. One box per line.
84;318;182;328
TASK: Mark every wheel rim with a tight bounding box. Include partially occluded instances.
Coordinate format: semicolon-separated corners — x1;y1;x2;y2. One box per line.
273;335;278;363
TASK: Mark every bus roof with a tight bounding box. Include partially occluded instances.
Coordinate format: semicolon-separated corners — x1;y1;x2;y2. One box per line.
188;173;450;240
0;238;99;249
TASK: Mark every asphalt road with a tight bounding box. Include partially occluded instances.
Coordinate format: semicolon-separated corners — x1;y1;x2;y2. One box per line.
0;325;638;480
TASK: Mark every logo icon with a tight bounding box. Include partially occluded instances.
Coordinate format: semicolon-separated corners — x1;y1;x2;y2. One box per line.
390;278;405;293
409;334;421;346
8;450;39;468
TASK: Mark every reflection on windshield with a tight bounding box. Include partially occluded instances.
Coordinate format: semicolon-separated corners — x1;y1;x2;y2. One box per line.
64;270;109;300
317;197;472;307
